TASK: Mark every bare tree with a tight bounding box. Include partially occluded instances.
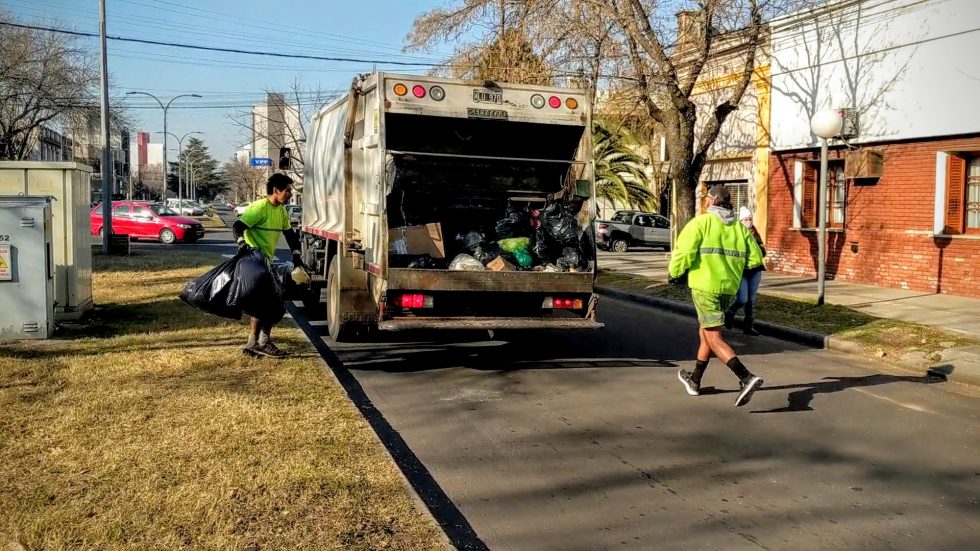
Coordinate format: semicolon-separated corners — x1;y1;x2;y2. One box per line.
223;156;265;203
139;162;166;199
0;11;98;160
227;79;338;183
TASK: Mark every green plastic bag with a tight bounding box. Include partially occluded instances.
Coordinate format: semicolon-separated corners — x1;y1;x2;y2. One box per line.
513;249;533;268
498;237;531;253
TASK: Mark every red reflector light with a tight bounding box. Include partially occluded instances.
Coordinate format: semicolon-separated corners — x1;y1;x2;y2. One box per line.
548;96;561;108
412;85;426;98
400;294;414;308
398;293;432;309
412;294;424;308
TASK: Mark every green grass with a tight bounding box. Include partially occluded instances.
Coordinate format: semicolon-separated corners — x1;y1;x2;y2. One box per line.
597;270;976;366
0;249;444;550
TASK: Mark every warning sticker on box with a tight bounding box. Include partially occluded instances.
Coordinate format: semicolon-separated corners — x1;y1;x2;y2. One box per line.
0;244;11;281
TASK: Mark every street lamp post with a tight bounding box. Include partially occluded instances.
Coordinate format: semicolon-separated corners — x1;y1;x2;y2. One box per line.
156;131;201;206
810;109;844;306
126;92;202;202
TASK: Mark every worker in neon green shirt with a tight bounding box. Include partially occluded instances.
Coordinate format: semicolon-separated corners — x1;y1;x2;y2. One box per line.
669;184;765;407
232;173;305;358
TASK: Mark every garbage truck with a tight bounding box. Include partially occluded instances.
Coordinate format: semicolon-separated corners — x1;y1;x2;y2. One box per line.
299;72;603;341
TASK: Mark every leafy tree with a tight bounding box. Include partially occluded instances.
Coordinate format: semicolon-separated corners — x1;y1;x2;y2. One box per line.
593;119;655;215
171;137;224;200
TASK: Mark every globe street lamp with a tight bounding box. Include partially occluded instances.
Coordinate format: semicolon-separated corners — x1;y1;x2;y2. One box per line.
810;108;843;306
125;92;202;201
156;131;202;207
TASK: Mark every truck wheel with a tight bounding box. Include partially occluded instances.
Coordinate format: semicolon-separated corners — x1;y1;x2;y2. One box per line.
610;238;629;253
326;256;356;342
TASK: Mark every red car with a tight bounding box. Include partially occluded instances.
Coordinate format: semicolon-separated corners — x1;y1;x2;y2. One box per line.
90;201;205;244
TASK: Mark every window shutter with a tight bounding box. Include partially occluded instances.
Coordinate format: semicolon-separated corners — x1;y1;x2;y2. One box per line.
945;155;966;234
802;164;817;228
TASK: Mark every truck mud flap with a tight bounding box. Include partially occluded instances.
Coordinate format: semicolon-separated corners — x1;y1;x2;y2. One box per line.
378;317;604;331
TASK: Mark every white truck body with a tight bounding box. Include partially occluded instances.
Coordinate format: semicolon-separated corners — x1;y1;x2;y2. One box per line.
301;72;601;340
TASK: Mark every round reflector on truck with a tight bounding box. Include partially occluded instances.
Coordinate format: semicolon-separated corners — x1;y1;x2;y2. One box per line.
393;83;408;96
548;96;561;108
530;94;546;109
565;97;578;110
429;86;446;101
412;85;426;98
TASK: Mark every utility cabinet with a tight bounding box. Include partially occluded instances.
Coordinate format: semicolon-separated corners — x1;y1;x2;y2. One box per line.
0;162;94;320
0;196;55;340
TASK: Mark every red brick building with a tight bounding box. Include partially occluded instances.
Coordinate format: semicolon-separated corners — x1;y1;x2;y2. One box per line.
766;135;980;298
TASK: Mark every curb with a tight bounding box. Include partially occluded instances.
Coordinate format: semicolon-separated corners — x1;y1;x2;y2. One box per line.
597;285;980;387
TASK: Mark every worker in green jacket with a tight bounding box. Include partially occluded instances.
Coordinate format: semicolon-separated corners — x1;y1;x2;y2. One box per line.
668;184;765;407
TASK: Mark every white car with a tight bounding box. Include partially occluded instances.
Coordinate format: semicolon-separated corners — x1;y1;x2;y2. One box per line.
234;202;250;216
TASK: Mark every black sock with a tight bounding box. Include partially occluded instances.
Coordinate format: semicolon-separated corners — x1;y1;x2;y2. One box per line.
726;357;752;380
692;360;709;384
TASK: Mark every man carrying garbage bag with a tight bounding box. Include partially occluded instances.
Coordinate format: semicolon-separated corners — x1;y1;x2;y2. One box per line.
232;173;305;358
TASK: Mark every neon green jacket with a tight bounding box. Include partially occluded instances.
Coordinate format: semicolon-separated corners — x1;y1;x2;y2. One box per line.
668;209;764;295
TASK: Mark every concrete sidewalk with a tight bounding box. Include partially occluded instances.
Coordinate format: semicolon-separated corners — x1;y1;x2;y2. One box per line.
598;250;980;386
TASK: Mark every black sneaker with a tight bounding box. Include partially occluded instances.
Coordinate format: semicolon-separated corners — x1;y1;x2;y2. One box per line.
677;369;700;396
735;375;763;407
253;341;287;358
743;325;761;337
242;346;259;358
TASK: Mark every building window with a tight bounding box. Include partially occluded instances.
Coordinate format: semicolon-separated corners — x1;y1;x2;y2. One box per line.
799;161;845;229
968;157;980;233
943;154;980;235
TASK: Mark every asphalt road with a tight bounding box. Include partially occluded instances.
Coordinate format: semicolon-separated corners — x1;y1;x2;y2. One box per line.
169;210;979;549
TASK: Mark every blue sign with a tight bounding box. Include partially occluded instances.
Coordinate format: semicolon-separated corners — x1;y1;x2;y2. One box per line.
250;157;273;167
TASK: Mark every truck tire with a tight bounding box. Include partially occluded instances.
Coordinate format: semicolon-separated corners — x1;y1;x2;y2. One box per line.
610;237;629;253
326;256;356;342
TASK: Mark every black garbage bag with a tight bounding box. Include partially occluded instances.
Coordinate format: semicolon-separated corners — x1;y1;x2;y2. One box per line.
227;249;285;323
473;242;501;265
178;250;246;320
541;202;581;245
407;255;438;269
530;228;556;263
557;246;588;272
455;230;485;253
271;262;309;301
494;200;531;239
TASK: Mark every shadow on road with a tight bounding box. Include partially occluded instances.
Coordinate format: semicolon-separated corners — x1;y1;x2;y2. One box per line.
753;373;945;413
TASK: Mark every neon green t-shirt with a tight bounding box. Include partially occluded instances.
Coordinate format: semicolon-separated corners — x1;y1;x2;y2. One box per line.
240;198;291;259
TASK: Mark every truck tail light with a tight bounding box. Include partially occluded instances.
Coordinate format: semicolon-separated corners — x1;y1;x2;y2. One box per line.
565;98;578;109
412;85;426;98
530;94;546;109
548;96;561;108
398;293;433;309
429;85;446;101
393;83;408;96
543;296;584;310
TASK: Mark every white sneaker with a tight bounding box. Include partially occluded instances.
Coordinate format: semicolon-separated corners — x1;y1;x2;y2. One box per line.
677;369;700;396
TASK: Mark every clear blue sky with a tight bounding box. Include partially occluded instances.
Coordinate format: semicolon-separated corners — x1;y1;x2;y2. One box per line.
3;0;456;161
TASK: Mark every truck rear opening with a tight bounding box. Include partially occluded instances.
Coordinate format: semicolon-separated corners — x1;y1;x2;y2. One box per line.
381;113;599;330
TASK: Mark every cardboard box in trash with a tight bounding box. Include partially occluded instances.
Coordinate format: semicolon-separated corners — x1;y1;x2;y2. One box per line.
389;223;445;258
486;256;515;272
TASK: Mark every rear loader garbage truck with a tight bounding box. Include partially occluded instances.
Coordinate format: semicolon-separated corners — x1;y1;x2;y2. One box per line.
299;72;603;341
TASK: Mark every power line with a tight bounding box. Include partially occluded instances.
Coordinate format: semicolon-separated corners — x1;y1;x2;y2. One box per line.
0;20;441;67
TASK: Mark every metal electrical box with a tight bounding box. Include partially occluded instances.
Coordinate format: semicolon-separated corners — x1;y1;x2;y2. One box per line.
0;196;55;340
0;162;94;320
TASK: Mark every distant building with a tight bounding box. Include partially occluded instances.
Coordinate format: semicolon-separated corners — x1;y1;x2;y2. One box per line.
28;126;74;162
250;92;303;184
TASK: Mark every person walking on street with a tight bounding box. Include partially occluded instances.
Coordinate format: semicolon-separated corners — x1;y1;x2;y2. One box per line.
232;173;305;358
725;206;767;336
669;185;766;407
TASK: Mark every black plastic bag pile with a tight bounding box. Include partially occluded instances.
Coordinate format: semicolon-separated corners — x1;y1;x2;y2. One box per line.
178;249;248;320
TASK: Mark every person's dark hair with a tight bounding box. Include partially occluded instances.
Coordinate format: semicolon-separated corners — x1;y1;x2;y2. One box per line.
707;184;733;209
267;173;293;195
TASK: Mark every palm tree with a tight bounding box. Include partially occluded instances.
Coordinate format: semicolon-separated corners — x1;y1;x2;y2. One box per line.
593;119;656;218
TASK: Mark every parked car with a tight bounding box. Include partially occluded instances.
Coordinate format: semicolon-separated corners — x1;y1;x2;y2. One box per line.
90;201;205;244
286;204;302;226
234;202;251;216
596;210;671;252
165;199;206;216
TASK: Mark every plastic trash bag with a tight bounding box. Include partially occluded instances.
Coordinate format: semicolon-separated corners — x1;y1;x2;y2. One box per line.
179;250;246;320
449;253;486;271
512;248;533;269
407;255;438;269
227;249;286;323
455;230;484;253
542;207;580;245
473;242;501;265
498;237;531;253
557;246;588;272
494;201;531;238
530;228;555;263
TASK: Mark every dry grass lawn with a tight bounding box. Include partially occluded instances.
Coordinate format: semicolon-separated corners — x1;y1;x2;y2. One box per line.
0;250;444;550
